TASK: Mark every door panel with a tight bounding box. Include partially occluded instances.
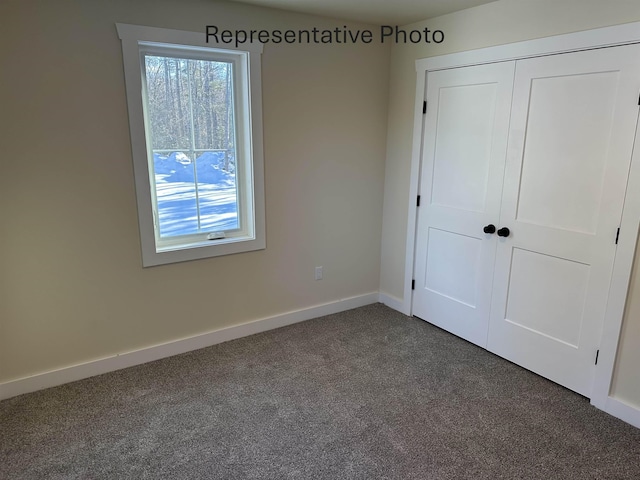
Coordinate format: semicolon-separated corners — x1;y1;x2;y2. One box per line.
424;228;482;307
504;248;589;348
431;83;498;212
515;71;619;234
488;45;640;397
413;62;515;347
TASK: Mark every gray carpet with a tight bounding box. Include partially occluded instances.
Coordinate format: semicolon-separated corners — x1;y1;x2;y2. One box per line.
1;304;639;479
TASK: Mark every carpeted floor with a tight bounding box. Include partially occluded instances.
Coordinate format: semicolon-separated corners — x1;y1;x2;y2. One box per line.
1;303;639;479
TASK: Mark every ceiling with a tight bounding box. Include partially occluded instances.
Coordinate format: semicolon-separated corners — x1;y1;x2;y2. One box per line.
225;0;499;26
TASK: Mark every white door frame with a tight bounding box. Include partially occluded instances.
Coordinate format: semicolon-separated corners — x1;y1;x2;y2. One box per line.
402;21;640;425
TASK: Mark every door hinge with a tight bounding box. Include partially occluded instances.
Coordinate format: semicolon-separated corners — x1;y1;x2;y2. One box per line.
423;100;427;114
417;195;421;207
616;227;620;245
412;279;415;290
595;349;600;365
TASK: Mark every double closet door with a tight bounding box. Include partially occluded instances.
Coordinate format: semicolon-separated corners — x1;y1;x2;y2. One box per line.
412;44;640;397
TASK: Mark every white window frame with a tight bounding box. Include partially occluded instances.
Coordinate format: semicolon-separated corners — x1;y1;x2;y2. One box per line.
117;23;265;267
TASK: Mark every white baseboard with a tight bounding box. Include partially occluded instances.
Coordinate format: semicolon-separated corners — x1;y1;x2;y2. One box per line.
602;396;640;429
378;292;408;315
0;292;379;401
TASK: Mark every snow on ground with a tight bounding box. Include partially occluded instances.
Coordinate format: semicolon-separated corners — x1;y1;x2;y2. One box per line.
153;151;238;237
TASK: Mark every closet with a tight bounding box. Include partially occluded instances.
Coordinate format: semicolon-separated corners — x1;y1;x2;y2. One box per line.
412;44;640;397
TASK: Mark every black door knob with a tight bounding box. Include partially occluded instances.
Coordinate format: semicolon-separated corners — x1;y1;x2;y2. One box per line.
497;227;510;237
483;224;496;234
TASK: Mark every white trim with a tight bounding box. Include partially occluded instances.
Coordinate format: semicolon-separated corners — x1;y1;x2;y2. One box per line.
378;292;407;314
401;71;427;317
404;20;640;427
116;23;266;267
603;397;640;429
415;21;640;73
0;293;378;401
591;101;640;410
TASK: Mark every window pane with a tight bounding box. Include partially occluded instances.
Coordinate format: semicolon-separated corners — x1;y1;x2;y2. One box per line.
144;55;238;238
144;56;192;150
188;59;236;152
153;151;198;237
196;151;239;231
152;151;239;237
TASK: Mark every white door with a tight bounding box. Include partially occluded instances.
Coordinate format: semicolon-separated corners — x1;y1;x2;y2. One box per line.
487;45;640;396
413;62;515;347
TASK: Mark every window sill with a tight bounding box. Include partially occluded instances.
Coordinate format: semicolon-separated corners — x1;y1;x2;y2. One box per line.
143;235;265;267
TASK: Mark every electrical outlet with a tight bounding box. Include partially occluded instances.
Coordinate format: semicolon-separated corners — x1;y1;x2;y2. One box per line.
315;266;323;281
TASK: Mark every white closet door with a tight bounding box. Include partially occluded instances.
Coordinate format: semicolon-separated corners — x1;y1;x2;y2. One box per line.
488;45;640;396
413;62;515;347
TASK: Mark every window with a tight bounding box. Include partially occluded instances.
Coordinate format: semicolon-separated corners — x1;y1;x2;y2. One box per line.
117;24;265;267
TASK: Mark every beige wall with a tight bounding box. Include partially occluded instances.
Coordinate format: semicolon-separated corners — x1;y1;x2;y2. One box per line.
0;0;390;382
2;0;639;411
379;0;640;405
